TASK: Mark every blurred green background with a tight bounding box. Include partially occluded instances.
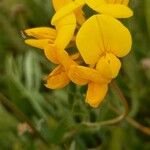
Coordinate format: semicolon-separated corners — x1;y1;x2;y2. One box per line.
0;0;150;149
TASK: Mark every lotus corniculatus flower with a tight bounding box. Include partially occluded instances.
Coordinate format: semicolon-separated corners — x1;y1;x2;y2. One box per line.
69;14;132;107
24;0;133;108
24;0;85;89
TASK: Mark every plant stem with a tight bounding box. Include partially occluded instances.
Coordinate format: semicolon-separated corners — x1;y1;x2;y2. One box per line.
111;81;129;117
109;102;150;135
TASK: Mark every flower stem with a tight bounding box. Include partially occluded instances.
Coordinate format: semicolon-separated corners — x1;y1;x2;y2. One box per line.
109;81;150;135
111;81;129;116
109;103;150;135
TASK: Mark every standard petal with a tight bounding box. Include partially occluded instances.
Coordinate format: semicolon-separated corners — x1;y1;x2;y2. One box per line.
76;15;105;65
86;82;108;108
25;39;52;49
97;14;132;57
95;4;133;18
68;65;109;84
44;44;59;64
96;53;121;79
76;14;132;65
45;66;70;89
24;27;56;39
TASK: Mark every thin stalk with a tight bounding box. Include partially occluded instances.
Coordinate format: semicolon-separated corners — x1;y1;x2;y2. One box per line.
111;81;129;116
109;103;150;135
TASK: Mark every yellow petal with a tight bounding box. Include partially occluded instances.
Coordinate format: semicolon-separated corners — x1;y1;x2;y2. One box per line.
44;44;59;64
98;14;132;57
76;15;105;65
52;0;72;11
68;66;88;86
54;13;76;50
106;0;129;5
96;53;121;79
51;1;83;50
55;24;76;50
25;39;52;49
86;0;132;18
86;82;108;108
48;65;64;76
56;50;77;71
68;65;110;84
44;45;79;64
24;27;56;39
45;65;70;89
75;0;85;5
51;1;84;25
68;65;88;85
85;0;106;11
76;14;132;64
95;4;133;18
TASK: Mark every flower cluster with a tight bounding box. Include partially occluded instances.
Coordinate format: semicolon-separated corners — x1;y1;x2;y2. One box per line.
24;0;133;108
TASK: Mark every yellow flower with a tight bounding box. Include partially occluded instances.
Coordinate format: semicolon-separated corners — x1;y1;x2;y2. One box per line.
25;0;76;51
43;42;87;89
76;14;132;65
68;53;121;108
44;44;86;89
51;0;133;25
24;0;133;108
68;14;132;107
24;0;84;89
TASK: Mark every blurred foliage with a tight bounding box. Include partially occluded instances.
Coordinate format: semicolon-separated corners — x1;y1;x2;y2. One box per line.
0;0;150;149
